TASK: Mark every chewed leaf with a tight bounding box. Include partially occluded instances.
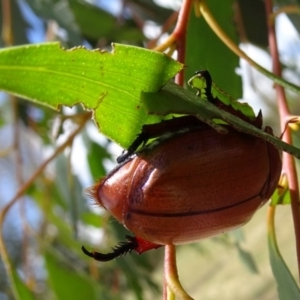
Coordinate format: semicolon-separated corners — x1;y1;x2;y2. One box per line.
188;71;256;120
0;42;183;148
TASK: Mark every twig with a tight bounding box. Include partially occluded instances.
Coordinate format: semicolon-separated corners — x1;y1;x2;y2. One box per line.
0;112;91;298
264;0;300;283
164;245;194;300
154;0;193;86
197;0;300;94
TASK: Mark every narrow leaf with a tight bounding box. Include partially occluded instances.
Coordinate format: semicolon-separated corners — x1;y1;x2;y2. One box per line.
10;269;37;300
268;206;300;300
45;251;97;300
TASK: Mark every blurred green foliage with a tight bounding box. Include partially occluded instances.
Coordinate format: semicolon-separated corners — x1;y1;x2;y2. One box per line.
0;1;299;300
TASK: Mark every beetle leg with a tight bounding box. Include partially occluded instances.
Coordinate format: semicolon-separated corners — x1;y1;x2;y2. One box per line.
117;115;204;163
81;235;138;261
81;236;162;261
116;132;150;163
193;70;214;102
117;71;223;164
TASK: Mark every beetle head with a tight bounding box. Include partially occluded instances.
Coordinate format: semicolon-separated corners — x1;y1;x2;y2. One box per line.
86;161;136;224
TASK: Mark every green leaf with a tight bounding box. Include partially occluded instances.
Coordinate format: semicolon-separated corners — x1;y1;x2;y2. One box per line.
142;80;300;158
271;187;291;206
25;0;83;46
236;244;259;274
237;0;268;47
69;0;115;40
81;211;103;227
86;141;110;181
0;42;183;148
69;0;144;42
10;269;37;300
185;0;241;99
45;251;97;300
268;221;300;299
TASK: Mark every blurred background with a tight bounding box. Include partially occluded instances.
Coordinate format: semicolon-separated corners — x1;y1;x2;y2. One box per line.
0;0;299;299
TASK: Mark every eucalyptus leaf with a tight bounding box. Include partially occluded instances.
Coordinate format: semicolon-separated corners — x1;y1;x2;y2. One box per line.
268;222;300;300
25;0;83;46
236;243;259;274
45;251;98;300
0;42;183;148
9;269;37;300
185;0;241;99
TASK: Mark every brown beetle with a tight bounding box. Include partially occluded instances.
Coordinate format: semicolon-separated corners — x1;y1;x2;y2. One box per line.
82;115;282;261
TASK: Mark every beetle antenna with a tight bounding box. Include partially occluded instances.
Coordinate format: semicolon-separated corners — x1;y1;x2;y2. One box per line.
81;235;138;262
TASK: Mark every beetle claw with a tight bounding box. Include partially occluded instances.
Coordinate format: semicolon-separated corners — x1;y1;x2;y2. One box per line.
117;132;149;163
116;150;132;164
116;116;206;164
81;236;138;262
82;236;162;261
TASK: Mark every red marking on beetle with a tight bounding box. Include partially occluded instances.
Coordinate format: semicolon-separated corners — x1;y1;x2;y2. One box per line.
82;236;161;261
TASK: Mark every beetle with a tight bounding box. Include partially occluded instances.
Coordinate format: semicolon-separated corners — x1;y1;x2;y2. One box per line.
82;71;282;261
82;116;282;261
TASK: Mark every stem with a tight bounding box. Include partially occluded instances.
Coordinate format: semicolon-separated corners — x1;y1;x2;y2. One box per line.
164;245;194;300
271;5;300;20
172;0;193;86
153;0;193;86
0;112;91;298
1;0;13;45
198;0;300;94
267;206;280;254
264;0;300;283
12;95;32;284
